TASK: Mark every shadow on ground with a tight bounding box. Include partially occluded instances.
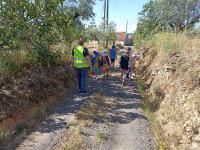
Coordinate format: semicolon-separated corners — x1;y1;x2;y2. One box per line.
87;70;147;124
12;69;146;149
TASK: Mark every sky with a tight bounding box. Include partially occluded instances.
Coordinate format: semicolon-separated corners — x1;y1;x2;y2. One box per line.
93;0;150;33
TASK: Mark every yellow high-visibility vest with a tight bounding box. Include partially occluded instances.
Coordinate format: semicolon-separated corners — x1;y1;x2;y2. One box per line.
73;46;89;68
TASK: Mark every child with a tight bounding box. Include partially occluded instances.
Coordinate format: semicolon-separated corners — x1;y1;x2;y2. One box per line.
91;50;100;79
100;50;110;77
127;47;135;78
109;45;117;68
119;49;130;85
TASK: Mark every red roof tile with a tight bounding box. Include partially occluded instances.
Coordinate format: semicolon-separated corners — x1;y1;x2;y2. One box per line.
116;32;126;41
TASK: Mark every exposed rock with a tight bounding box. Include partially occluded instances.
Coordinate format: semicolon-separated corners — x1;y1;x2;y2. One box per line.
138;47;200;150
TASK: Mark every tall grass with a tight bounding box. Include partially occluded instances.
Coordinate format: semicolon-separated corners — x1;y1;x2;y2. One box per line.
0;42;71;77
145;32;200;55
141;32;200;66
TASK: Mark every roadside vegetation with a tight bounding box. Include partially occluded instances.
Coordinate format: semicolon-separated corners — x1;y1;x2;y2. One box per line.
134;0;200;149
0;0;95;76
0;0;99;145
0;0;118;146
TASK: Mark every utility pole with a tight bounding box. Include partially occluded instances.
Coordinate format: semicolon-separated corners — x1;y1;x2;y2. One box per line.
103;0;106;47
105;0;109;48
102;0;109;48
124;21;128;46
125;21;128;34
103;0;106;32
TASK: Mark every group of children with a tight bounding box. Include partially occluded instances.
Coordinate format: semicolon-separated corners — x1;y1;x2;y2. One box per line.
89;45;140;84
89;49;111;79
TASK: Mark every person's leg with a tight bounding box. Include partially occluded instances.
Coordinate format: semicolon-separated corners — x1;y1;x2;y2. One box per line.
102;67;106;76
126;67;131;78
132;66;136;77
129;67;133;78
111;62;114;68
106;66;109;77
99;66;103;76
80;68;88;92
106;69;109;76
120;69;124;82
110;58;113;68
75;69;81;91
94;67;98;79
121;69;127;85
113;60;115;68
111;59;114;68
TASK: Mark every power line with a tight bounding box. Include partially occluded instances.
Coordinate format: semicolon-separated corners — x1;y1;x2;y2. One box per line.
99;0;105;25
110;0;125;22
112;0;127;21
110;0;138;27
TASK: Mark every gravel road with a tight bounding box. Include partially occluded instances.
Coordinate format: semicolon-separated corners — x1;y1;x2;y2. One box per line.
5;70;157;150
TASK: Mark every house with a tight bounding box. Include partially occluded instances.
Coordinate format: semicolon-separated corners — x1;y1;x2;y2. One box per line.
115;32;134;46
115;32;126;45
124;33;134;46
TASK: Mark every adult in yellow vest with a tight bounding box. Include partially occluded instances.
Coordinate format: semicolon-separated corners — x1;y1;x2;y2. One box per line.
72;39;92;94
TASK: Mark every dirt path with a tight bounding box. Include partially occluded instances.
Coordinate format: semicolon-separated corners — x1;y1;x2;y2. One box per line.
5;70;156;150
87;71;157;150
108;77;155;150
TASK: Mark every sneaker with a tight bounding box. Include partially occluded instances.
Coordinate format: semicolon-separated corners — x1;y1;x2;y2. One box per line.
79;90;87;94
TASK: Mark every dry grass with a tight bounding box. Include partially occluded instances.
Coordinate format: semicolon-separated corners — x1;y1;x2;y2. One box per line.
0;128;7;143
79;120;93;128
146;33;200;53
145;32;200;63
60;89;120;149
33;105;49;122
63;126;85;150
60;92;110;150
95;129;108;143
75;93;108;122
138;32;200;150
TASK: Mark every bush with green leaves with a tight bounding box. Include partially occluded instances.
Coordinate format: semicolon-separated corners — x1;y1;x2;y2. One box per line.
0;52;19;75
0;0;97;75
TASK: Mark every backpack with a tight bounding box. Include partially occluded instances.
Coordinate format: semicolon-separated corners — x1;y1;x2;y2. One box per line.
92;55;100;66
103;56;108;65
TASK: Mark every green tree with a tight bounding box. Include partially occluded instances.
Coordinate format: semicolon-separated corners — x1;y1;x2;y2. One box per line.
135;0;200;40
136;0;161;39
84;21;117;46
0;0;97;74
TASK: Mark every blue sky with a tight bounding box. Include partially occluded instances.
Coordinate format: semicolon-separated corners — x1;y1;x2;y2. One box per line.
93;0;150;33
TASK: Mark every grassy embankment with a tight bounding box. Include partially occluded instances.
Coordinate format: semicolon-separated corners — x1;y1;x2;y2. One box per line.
137;31;200;150
0;42;74;145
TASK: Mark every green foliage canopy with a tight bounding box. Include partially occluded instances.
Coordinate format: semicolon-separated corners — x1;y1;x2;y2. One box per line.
135;0;200;39
0;0;96;73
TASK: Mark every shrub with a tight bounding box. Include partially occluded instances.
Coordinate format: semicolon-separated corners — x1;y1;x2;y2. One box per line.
0;52;19;76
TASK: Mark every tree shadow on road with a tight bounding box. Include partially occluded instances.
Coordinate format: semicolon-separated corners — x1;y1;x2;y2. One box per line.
14;70;146;149
86;71;147;125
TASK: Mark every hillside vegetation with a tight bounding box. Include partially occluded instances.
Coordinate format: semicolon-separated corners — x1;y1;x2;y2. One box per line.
0;0;97;144
137;32;200;149
134;1;200;149
0;0;119;145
